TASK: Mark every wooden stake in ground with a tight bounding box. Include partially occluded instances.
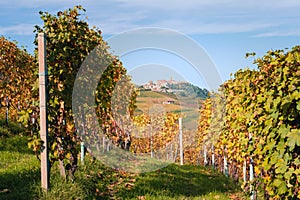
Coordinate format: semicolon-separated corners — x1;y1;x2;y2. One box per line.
179;117;183;165
38;33;50;190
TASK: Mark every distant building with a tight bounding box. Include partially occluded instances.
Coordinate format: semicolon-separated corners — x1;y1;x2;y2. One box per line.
177;81;189;84
143;80;156;90
156;80;168;87
163;100;175;104
168;77;176;84
142;77;182;92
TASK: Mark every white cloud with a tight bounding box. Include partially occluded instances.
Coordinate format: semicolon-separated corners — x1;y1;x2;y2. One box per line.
150;19;277;35
1;0;300;37
0;24;35;35
254;30;300;37
3;0;300;11
91;13;280;36
115;0;300;10
86;0;300;36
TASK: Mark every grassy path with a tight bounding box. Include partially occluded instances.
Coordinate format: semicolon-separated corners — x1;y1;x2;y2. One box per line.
0;124;245;200
115;164;244;200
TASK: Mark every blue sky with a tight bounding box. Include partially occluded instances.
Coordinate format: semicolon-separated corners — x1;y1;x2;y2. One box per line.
1;0;300;89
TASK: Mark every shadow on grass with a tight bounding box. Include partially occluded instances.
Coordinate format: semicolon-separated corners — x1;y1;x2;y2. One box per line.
0;168;40;200
0;136;32;154
0;119;30;154
0;126;41;200
116;164;239;199
0;119;25;136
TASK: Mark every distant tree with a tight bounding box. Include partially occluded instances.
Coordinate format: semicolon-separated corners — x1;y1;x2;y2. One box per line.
179;91;187;97
167;82;208;99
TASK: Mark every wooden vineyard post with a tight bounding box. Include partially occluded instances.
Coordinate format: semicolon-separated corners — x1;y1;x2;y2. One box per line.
223;150;228;177
179;117;183;165
150;125;153;158
249;131;255;200
211;145;215;168
103;136;105;153
5;96;9;126
203;144;207;166
38;33;49;190
250;157;255;200
243;159;247;183
81;142;85;165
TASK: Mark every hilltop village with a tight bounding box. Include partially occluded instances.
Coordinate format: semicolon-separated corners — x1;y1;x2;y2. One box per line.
138;78;209;99
139;78;188;93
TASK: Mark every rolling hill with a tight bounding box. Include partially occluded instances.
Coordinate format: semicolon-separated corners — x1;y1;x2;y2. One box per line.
134;90;204;130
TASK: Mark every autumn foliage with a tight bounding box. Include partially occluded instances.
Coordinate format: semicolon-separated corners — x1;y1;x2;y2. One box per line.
0;37;37;121
197;47;300;199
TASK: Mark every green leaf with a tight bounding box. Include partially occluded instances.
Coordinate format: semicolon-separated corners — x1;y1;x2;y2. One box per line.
283;153;292;161
270;151;279;165
275;159;288;174
273;178;284;187
284;168;294;180
278;183;288;195
278;124;290;139
297;101;300;111
294;159;300;166
286;129;300;150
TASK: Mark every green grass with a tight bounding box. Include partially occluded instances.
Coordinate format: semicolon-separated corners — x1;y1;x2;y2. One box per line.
0;135;31;153
115;164;243;200
0;130;40;200
0;121;39;200
138;91;168;98
0;118;25;136
138;91;178;100
0;121;246;200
